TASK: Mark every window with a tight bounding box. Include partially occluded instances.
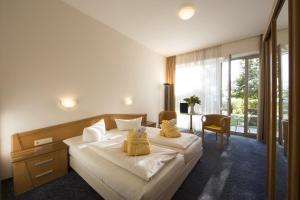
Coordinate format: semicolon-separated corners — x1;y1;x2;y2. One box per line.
175;57;221;130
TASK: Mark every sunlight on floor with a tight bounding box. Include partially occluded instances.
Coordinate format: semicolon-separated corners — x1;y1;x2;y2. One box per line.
198;147;233;200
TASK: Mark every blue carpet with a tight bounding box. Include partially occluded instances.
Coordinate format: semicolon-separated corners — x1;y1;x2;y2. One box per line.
1;133;287;200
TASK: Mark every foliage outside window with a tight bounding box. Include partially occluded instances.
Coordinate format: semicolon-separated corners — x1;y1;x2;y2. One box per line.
231;58;259;115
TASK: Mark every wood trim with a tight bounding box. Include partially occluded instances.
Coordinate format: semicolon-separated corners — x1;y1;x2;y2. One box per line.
267;20;278;200
263;0;287;199
244;57;249;134
11;142;67;163
11;113;147;152
263;0;286;41
263;39;271;142
11;115;105;151
257;35;267;142
265;37;272;200
287;0;293;196
263;0;279;39
228;54;232;115
282;120;288;156
287;0;300;199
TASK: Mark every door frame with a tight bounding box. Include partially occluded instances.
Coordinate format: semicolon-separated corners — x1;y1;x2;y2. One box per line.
221;54;259;137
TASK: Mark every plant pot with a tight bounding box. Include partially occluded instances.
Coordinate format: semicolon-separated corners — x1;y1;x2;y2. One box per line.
189;105;195;114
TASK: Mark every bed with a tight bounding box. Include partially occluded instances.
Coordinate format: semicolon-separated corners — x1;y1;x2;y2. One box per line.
63;130;202;200
11;113;202;197
108;127;203;164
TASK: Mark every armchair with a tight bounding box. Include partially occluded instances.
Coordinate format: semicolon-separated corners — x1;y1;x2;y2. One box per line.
201;114;231;148
158;111;177;128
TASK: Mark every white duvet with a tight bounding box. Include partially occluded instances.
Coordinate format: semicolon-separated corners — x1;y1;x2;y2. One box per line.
145;127;199;150
64;135;186;200
86;135;178;181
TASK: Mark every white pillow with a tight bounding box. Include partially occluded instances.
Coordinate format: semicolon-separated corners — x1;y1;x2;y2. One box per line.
115;117;142;131
82;119;106;142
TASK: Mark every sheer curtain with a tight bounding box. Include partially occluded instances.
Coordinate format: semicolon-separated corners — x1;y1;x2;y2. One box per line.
175;46;222;130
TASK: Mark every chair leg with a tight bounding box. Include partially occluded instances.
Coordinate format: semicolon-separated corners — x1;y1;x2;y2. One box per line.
227;134;230;144
202;129;205;144
220;133;224;149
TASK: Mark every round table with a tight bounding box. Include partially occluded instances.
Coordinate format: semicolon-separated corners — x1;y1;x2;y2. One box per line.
181;112;202;134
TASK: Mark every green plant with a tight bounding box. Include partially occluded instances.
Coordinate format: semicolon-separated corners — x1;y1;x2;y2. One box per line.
232;58;259;99
230;97;258;115
248;98;258;109
183;95;201;106
231;98;244;114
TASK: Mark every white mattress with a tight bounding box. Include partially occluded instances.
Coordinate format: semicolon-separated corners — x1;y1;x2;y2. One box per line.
107;128;203;163
64;136;185;200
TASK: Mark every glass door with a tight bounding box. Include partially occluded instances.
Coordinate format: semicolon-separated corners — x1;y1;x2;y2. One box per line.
221;55;259;136
247;57;259;134
231;59;246;133
221;59;229;115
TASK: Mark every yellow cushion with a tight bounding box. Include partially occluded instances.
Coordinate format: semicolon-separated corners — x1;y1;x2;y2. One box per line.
160;120;181;138
124;129;150;156
204;125;223;131
123;139;128;152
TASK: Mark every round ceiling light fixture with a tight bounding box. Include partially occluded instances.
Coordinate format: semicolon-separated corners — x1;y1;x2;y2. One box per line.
178;5;195;20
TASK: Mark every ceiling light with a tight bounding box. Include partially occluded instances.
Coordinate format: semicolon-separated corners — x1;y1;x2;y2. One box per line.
178;6;195;20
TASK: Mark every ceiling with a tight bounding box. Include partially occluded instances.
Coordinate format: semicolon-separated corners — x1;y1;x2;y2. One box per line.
62;0;275;57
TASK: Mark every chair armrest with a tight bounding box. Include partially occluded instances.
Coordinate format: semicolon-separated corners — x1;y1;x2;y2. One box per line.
220;116;231;131
201;115;206;123
201;115;212;126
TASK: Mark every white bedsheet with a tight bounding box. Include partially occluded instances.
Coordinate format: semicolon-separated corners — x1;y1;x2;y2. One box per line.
86;136;178;181
145;127;199;149
108;128;202;163
63;136;185;200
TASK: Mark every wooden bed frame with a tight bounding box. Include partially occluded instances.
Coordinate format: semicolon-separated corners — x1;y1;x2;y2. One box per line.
11;113;147;152
11;113;147;194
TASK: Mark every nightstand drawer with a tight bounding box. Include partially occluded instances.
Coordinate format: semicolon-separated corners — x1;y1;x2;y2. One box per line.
26;149;67;186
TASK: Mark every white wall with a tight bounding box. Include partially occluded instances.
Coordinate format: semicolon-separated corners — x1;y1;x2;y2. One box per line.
176;35;261;61
0;0;165;179
277;28;288;46
221;35;261;58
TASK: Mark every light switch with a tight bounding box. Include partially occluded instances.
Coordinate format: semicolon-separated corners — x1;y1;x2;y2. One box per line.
34;137;53;146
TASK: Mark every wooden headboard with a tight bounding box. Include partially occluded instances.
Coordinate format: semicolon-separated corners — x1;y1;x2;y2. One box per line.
11;113;147;152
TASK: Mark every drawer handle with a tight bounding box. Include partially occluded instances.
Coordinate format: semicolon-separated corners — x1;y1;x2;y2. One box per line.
35;169;54;178
34;158;53;166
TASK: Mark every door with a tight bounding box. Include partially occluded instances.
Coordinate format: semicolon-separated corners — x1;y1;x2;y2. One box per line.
246;57;259;135
221;58;230;115
221;55;259;136
230;58;246;134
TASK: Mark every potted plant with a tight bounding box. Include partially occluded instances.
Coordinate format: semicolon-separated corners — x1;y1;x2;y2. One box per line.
183;95;201;114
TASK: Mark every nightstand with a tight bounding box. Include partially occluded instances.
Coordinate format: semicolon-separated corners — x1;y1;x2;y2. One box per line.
11;142;68;195
142;121;157;128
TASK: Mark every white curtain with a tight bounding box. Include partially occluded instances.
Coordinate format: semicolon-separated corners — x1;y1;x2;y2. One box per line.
175;46;222;130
